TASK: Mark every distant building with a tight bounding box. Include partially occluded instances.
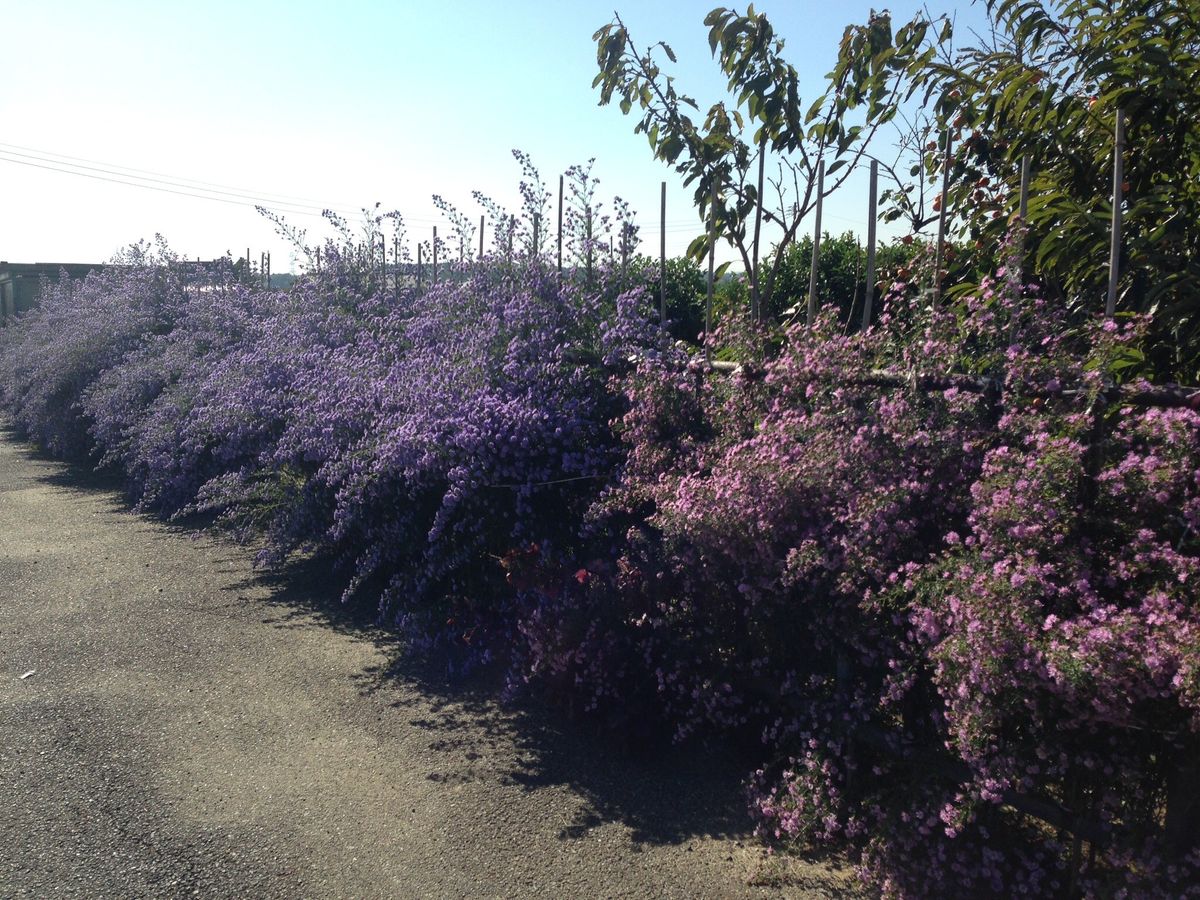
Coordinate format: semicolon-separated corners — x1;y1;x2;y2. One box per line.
0;262;101;324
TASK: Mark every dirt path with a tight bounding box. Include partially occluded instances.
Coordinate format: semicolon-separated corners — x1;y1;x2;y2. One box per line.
0;427;860;899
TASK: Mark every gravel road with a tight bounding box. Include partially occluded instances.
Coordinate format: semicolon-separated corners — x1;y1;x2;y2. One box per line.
0;426;861;899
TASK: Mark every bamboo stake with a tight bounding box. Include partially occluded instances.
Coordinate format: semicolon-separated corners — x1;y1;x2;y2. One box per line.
557;175;564;279
1106;110;1125;318
863;159;878;331
751;133;766;321
806;160;824;327
585;208;593;286
706;180;716;358
432;226;438;285
933;130;952;306
479;215;485;262
621;223;629;281
660;181;667;325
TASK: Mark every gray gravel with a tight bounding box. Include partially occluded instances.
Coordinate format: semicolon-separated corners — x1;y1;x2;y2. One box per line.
0;426;862;899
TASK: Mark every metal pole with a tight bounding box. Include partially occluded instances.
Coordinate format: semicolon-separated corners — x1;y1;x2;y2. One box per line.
806;160;824;327
1106;110;1124;318
862;159;878;331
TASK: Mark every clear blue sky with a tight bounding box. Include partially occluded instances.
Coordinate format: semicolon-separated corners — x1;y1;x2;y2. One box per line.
1;1;989;270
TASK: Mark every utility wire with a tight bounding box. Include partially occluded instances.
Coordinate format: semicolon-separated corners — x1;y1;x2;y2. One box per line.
0;151;372;220
0;146;361;214
0;140;364;209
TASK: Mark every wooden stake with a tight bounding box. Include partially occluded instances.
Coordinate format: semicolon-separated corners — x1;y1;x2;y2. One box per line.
863;159;878;331
479;215;485;261
806;160;824;327
432;226;438;285
557;174;564;279
533;213;540;260
1106;109;1124;318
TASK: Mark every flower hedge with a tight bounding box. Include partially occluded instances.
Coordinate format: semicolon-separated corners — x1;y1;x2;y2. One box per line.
2;229;1196;897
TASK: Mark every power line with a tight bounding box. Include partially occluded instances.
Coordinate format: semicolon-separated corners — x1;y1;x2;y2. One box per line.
0;140;365;209
0;149;375;219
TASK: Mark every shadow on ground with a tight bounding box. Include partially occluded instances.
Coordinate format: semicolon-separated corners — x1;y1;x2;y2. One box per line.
234;553;757;850
12;429;782;858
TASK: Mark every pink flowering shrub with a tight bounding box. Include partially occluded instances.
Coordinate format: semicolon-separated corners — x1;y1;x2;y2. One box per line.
529;235;1200;895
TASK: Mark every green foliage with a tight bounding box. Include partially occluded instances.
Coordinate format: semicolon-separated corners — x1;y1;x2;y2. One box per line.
593;6;938;319
765;231;918;327
658;255;708;341
898;0;1200;380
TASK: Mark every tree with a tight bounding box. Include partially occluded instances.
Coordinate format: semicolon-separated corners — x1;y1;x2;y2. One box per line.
898;0;1200;380
593;6;939;322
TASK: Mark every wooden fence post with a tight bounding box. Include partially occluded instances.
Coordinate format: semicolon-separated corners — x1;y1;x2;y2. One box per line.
863;158;878;331
806;159;825;327
1106;109;1125;318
